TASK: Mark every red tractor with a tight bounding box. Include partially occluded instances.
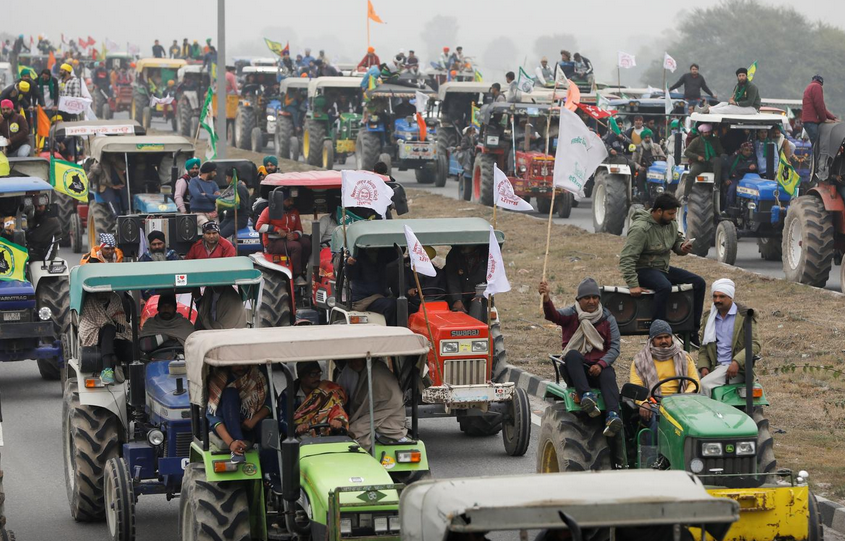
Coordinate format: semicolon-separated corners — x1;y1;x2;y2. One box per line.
471;101;573;217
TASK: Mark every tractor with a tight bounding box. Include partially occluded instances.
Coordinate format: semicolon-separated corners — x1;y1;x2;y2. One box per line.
174;65;239;143
131;58;187;131
95;52;135;120
62;258;264;538
329;217;531;457
472;99;573;216
537;285;823;541
234;66;280;152
434;81;489;188
272;77;309;161
358;76;438;181
783;121;845;292
302;76;364;169
0;160;70;381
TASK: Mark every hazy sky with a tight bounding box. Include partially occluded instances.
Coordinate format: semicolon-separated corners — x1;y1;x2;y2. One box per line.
5;0;843;84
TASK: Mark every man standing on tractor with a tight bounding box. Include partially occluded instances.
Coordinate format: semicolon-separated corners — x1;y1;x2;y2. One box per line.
505;71;521;103
630;319;700;424
632;128;665;201
189;162;221;228
58;63;81;122
682;123;724;199
185;221;236;260
490;83;506;103
535;57;554;88
445;244;488;313
619;193;705;345
0;99;31;157
802;75;837;157
168;40;180;59
538;277;623;437
255;191;311;286
669;64;717;104
152;40;166;59
139;230;181;262
697;279;760;397
572;53;594;83
79;289;133;385
357;47;380;71
174;157;201;214
710;67;760;114
81;233;124;264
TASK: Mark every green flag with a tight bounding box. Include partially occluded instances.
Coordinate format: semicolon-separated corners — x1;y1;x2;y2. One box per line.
747;61;758;81
216;169;240;210
199;87;218;160
0;237;29;283
777;149;800;196
609;116;622;135
50;157;89;202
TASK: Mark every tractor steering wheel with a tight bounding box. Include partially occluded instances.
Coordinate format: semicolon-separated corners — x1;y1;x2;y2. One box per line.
299;422;348;436
649;376;700;399
145;345;185;361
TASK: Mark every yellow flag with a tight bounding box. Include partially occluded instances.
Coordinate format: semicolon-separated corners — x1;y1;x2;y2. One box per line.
747;61;758;81
367;0;384;23
0;238;29;283
471;102;480;128
777;149;800;196
50;158;89;202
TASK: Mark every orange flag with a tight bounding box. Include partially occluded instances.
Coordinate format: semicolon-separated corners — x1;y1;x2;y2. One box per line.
36;106;51;138
564;79;581;112
367;0;384;23
47;51;56;70
416;112;427;142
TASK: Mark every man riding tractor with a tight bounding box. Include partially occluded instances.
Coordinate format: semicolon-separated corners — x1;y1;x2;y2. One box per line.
234;66;280;152
131;58;186;130
434;81;489;188
302;76;364;169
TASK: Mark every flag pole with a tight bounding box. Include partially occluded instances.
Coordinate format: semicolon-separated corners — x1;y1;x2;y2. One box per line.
539;78;561;311
412;268;445;385
232;172;239;247
617;65;621;92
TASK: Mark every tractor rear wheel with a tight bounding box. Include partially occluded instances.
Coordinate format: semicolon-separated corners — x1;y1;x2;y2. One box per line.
55;193;75;247
414;166;436;184
70;212;84;253
756;237;782;261
276;116;294;160
502;388;531;456
36;277;69;381
715;221;738;265
63;380;120;521
257;269;291;328
471;153;495;206
592;172;628;235
537;403;610;473
458;413;502;437
687;183;715;257
178;95;193;137
179;464;250;541
104;457;135;541
304;119;326;166
322;140;335;170
435;130;457;187
90;201;117;236
782;195;834;287
235;107;256;150
250;127;263;153
355;130;381;172
557;192;573;219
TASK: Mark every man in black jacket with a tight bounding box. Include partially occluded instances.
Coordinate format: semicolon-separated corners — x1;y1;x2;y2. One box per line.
444;244;488;313
669;64;717;103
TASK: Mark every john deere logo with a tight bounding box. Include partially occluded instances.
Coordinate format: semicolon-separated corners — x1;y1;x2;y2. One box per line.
61;170;87;196
0;245;15;277
725;444;735;454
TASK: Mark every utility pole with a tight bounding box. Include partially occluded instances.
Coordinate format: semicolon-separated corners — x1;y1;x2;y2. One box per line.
216;0;227;158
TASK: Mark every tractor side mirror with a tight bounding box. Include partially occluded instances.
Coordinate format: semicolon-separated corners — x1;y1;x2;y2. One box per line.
281;437;301;503
269;188;287;221
260;418;280;451
621;383;649;402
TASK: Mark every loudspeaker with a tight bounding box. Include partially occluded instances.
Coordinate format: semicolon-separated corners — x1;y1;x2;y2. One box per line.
117;215;142;256
170;214;198;254
600;284;695;335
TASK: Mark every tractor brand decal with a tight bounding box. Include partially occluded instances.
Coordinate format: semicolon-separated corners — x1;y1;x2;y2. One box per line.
725;444;735;454
357;489;387;503
450;330;479;337
242;463;257;476
381;455;396;470
158;204;169;211
175;274;187;286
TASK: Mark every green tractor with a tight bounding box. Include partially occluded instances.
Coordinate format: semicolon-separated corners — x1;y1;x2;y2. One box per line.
537;293;822;541
180;324;431;540
302;77;364;169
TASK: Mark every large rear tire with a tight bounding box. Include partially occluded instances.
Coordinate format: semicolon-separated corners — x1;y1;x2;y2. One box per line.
55;193;75;247
104;457;135;541
502;388;531;457
235;107;256;151
756;237;782;261
304;119;327;166
782;195;834;287
179;463;250;541
471;153;495;206
276;116;294;160
715;221;738;265
592;171;628;235
355;130;381;172
177;96;193;137
70;212;84;254
414;166;436;184
435;130;457;187
63;380;121;521
687;182;715;257
537;403;610;473
90;200;117;236
35;277;69;381
257;269;292;328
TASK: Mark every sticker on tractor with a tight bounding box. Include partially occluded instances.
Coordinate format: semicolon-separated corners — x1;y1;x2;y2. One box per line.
175;274;187;286
135;144;165;150
450;330;479;337
357;489;387;503
381;455;396;470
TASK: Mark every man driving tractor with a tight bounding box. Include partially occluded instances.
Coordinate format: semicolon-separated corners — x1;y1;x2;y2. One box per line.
341;357;409;450
139;292;195;347
255;189;311;287
445;244;488;313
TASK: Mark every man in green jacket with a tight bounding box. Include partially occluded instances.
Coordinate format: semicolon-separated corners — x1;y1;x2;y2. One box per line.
698;278;760;397
709;67;761;114
619;193;705;345
681;123;724;199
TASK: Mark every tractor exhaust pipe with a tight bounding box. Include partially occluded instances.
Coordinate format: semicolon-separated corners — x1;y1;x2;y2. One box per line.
744;308;755;414
394;243;408;328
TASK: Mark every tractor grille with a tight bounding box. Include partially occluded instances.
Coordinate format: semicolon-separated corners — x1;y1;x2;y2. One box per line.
530;161;553;179
701;456;756;476
173;431;192;458
443;359;487;385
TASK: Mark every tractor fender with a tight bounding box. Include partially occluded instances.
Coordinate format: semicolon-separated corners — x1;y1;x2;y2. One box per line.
249;253;294;281
184;90;199;110
69;358;129;429
328;306;386;326
29;258;69;291
809;184;845;234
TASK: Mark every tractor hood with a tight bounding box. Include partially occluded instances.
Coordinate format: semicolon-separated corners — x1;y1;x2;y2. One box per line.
737;175;791;203
661;394;758;439
133;193;178;214
0;280;36;309
145;360;191;413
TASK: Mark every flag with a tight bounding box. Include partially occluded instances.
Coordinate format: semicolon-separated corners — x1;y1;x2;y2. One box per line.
150;95;175;107
216;169;241;210
564;79;580;112
747;61;758;81
483;226;509;298
663;52;677;73
367;0;385;23
553;108;608;197
105;38;120;52
608;116;622;135
474;68;483;82
47;51;56;70
664;85;674;115
282;42;290;55
403;225;436;278
576;103;614;120
50;158;89;202
87;36;96;48
777;149;800;196
617;51;636;69
199;87;218;160
341;170;395;217
264;38;285;56
0;238;29;283
597;92;610;111
367;74;377;91
517;67;534;94
471;102;480;129
36;106;51;138
493;164;533;212
414;90;429;115
128;43;140;56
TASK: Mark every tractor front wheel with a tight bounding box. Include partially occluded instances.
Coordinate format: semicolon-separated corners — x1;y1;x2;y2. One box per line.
70;212;84;253
355;131;381;172
592;171;628;235
179;464;250;541
471;153;495;206
235;107;256;150
250;127;263;153
502;388;531;456
435;130;457;187
756;237;782;261
276;116;294;160
177;95;193;137
322;140;335;170
753;407;777;476
782;195;834;287
104;457;135;541
537;403;610;473
36;277;69;381
304;119;327;166
715;221;738;265
557;192;573;219
414;166;436;184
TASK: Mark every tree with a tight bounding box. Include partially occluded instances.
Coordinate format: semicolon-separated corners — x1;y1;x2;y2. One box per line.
533;34;578;63
420;16;459;64
482;36;519;74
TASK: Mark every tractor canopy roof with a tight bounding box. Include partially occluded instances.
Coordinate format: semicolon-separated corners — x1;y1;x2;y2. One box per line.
185;325;429;406
5;157;49;181
689;112;788;130
52;119;145;138
105;52;132;60
477;102;557;125
242;66;279;74
250;58;278;67
366;81;436;100
177;64;209;77
0;177;53;197
760;98;802;108
280;77;311;91
399;470;739;541
90;135;195;161
333;217;503;256
308;76;364;96
70;257;262;313
135;58;187;72
436;81;491;101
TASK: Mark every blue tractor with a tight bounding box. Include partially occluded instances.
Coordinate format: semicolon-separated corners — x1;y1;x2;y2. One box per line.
0;158;70;380
434;81;490;188
62;259;263;539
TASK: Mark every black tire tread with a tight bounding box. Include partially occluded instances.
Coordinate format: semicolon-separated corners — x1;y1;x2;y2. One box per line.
356;131;381;172
276;116;294;160
55;193;75;247
90;201;117;237
257;269;292;328
687;183;715;257
179;464;251;541
105;457;136;541
304;119;327;166
503;388;531;456
593;172;627;235
35;277;70;380
782;196;834;287
235;107;255;151
435;129;457;187
536;403;610;473
178;95;194;137
752;407;777;475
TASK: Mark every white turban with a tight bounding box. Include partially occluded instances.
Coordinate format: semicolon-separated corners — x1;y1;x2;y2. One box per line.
702;279;736;346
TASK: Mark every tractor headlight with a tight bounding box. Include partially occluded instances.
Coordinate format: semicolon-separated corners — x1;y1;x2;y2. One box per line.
736;441;756;456
441;341;459;354
518;165;527;174
690;458;704;473
374;517;389;533
326;296;337;308
147;429;165;446
38;307;52;321
701;442;723;457
471;340;488;353
267;115;276;122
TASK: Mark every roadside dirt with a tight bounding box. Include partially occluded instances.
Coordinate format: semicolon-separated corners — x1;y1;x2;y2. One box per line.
403;187;845;500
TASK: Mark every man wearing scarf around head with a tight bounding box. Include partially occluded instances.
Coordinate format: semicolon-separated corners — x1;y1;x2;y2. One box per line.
539;277;623;437
630;319;700;427
632;128;666;203
682;123;724;199
709;67;760;114
697;278;760;397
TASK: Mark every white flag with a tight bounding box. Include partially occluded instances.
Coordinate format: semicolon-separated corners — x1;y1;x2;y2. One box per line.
493;164;533;212
553;108;608;197
665;85;674;115
414;91;429;115
199;88;217;160
105;38;120;52
663;52;677;73
403;225;437;278
617;51;636;69
150;95;175;107
517;67;534;94
58;95;93;115
483;226;510;298
127;43;140;56
341;170;395;217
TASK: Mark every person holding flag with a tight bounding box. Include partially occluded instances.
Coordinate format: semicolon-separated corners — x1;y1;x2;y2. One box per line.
217;167;250;241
